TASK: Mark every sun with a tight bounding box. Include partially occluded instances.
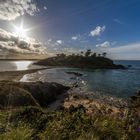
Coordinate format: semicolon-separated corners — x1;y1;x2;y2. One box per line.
15;25;27;38
12;21;29;39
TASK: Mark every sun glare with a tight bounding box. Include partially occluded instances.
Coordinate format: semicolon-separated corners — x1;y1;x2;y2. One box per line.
12;21;29;39
15;26;27;38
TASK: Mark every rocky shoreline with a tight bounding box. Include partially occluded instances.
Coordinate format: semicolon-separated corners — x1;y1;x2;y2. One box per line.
0;77;129;120
0;79;130;120
0;73;139;139
0;62;139;140
0;81;70;109
0;67;136;115
0;67;130;115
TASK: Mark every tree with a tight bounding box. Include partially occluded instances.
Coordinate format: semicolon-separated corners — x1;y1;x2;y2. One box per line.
85;49;92;57
80;51;84;56
102;52;107;57
98;54;101;57
91;52;97;57
71;53;76;56
57;53;66;57
56;54;60;57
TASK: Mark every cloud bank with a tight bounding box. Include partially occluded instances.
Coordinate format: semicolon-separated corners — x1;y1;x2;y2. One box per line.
0;28;46;54
0;0;38;20
105;43;140;60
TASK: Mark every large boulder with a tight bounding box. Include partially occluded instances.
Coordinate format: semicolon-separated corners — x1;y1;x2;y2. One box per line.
0;81;70;108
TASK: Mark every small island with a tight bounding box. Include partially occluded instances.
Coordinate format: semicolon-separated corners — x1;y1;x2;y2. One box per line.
36;50;125;69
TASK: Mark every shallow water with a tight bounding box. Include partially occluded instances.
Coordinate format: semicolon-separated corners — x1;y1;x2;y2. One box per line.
0;60;44;71
21;60;140;98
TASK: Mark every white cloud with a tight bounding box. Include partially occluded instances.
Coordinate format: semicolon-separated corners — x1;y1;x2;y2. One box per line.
71;35;86;42
0;0;38;21
72;36;78;40
56;40;63;44
0;28;46;54
96;41;110;48
0;28;12;41
44;6;47;10
90;26;106;37
113;19;124;24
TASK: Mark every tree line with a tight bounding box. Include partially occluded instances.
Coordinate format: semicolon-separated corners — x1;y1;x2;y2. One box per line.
56;49;107;58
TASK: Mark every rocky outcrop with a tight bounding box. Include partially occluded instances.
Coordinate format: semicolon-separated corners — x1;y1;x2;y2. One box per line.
66;71;83;77
35;55;125;69
0;81;70;108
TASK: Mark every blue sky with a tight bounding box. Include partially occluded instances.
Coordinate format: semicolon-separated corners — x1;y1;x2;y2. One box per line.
0;0;140;59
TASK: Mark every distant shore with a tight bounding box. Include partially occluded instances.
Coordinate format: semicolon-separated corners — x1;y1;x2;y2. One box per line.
0;59;42;61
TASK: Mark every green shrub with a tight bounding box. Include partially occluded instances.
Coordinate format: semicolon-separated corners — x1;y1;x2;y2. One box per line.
1;106;139;140
39;110;125;140
0;124;33;140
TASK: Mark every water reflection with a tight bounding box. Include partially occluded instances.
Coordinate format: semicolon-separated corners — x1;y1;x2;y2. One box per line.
13;61;33;71
0;61;34;71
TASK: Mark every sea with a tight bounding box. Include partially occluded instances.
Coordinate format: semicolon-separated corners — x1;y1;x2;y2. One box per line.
0;60;43;71
0;60;140;98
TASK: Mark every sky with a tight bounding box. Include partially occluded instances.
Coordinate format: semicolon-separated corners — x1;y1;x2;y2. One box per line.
0;0;140;60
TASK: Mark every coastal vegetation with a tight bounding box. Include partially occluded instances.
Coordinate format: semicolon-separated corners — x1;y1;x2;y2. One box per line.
36;50;125;69
0;80;139;140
